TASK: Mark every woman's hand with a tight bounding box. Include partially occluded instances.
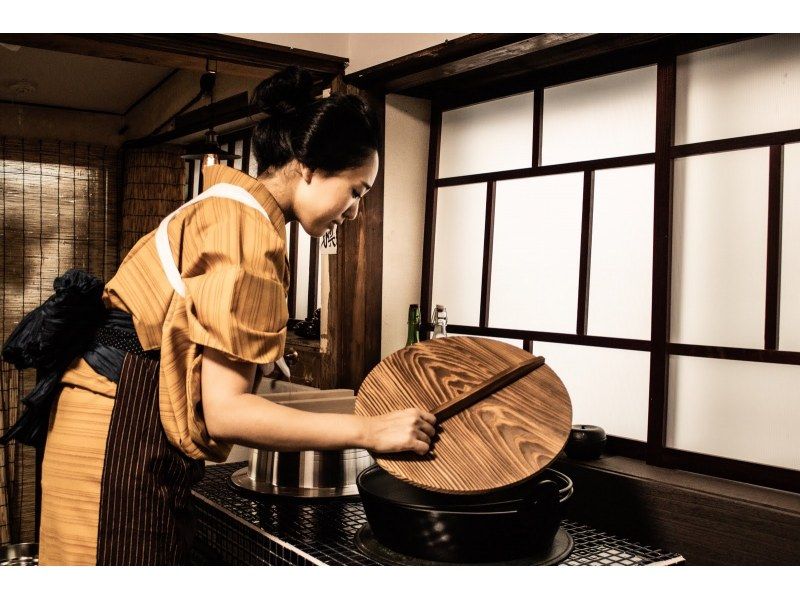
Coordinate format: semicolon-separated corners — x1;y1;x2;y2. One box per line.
362;408;437;456
201;346;437;454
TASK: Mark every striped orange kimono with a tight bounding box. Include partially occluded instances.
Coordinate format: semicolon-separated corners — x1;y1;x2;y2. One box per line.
38;164;290;565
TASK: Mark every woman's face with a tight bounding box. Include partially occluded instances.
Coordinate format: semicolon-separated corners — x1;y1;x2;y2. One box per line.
293;150;380;238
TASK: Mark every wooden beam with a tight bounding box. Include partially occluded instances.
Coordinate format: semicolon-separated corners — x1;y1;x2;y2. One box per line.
419;105;442;338
307;234;319;317
123;84;328;150
379;34;595;93
436;153;655;187
532;87;544;167
287;222;299;319
672;128;800;158
439;324;652;352
646;59;677;467
349;33;665;96
0;33;346;80
432;34;764;109
668;343;800;366
576;170;594;336
765;145;784;351
479;181;496;328
345;34;536;88
174;92;249;132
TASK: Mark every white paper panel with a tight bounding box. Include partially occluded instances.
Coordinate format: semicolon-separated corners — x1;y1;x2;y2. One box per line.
248;148;259;177
489;174;583;333
781;143;800;351
675;34;800;145
533;342;650;441
233;139;243;171
295;226;311;320
192;159;201;198
667;356;800;470
183;161;190;200
671;149;769;348
541;66;657;166
587;166;654;339
316;251;323;313
448;333;524;349
431;184;486;325
439;93;534;178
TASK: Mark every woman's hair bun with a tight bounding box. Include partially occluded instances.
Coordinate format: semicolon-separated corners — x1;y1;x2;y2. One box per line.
252;66;315;117
251;66;379;176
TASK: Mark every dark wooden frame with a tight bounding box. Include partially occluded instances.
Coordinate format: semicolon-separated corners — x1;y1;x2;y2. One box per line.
320;77;386;391
346;34;761;104
418;36;800;494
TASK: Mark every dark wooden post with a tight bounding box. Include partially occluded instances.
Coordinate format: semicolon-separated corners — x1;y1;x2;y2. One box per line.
321;76;386;392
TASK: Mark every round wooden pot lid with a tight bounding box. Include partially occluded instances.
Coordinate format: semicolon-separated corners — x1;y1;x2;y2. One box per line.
355;336;573;494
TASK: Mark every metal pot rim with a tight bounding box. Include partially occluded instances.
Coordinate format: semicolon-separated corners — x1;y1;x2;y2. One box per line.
356;465;573;512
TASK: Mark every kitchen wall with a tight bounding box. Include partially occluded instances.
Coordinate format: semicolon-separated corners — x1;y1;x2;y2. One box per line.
0;103;123;146
380;94;431;358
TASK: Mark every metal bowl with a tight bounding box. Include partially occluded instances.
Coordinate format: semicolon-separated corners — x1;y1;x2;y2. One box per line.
231;447;375;499
0;542;39;566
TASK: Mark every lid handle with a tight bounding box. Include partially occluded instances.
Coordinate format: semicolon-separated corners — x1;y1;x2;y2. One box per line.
430;355;546;423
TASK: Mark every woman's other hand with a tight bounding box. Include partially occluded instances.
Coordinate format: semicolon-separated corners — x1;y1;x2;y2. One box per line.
363;408;437;456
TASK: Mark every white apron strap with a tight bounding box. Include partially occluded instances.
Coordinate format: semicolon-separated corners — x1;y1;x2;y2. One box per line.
155;182;290;379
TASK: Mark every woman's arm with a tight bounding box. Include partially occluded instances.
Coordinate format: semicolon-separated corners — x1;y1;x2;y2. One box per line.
200;346;436;455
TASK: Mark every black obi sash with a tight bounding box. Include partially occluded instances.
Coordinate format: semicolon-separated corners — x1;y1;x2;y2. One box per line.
0;269;157;447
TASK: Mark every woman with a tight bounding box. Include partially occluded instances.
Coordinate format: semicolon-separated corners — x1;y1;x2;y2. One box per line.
29;66;436;565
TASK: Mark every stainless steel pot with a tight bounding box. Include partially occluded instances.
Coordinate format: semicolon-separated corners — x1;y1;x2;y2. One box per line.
0;542;38;566
231;447;374;498
230;392;374;498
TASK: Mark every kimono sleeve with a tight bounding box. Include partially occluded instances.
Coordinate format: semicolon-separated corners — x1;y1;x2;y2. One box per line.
182;208;288;364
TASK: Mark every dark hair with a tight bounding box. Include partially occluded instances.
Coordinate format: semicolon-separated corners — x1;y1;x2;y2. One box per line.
251;66;380;176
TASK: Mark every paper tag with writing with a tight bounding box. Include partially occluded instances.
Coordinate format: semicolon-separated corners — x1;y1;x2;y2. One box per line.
320;226;338;255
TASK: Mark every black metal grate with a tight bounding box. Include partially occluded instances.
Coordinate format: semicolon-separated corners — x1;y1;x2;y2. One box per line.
192;462;684;566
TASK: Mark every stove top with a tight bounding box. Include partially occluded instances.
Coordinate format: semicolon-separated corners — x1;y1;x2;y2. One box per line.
354;524;575;566
191;462;685;566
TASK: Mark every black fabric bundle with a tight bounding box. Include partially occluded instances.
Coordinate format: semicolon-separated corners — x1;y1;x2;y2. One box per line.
1;269;108;447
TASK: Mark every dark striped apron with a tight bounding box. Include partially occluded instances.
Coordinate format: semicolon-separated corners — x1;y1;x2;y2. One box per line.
93;315;204;566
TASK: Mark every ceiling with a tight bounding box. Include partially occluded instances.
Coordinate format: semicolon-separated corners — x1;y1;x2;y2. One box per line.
0;44;173;114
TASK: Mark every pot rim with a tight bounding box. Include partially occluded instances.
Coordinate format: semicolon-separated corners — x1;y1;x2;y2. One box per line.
356;465;573;512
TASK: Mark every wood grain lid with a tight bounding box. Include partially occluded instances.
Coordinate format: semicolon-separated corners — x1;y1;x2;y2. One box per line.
355;336;573;494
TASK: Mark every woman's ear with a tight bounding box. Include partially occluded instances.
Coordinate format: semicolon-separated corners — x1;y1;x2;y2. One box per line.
299;162;314;185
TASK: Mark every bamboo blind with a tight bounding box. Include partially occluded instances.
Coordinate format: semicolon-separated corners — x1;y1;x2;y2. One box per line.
120;146;186;259
0;136;119;546
0;362;23;546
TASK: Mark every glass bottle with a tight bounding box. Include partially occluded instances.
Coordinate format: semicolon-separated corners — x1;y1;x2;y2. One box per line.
406;304;421;346
431;304;448;339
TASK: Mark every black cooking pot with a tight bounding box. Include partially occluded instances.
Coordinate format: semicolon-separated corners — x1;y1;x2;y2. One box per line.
356;465;573;563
